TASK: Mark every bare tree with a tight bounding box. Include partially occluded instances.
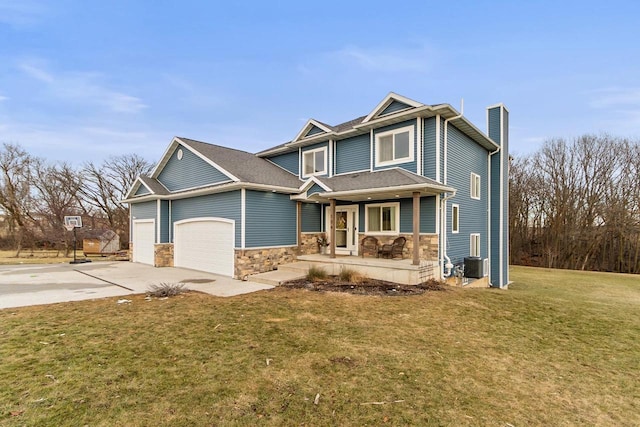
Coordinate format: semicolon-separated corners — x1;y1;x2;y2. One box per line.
0;143;36;256
79;154;152;247
31;161;84;255
510;135;640;274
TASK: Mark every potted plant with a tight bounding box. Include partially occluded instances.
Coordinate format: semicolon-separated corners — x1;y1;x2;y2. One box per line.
317;234;329;254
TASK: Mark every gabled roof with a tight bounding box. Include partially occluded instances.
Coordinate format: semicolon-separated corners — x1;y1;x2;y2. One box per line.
257;92;498;157
292;168;455;202
362;92;423;123
177;137;301;188
122;137;302;203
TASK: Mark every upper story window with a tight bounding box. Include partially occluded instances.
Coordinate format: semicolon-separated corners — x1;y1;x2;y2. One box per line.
470;173;481;200
302;147;327;177
375;125;414;167
365;202;400;234
452;204;459;234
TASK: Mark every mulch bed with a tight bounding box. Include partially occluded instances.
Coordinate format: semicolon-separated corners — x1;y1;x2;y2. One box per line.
281;277;447;296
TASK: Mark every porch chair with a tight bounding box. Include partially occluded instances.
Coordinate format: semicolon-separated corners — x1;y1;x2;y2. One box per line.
378;236;406;259
360;236;380;258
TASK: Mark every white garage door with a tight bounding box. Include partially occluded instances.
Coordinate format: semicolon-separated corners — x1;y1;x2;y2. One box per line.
132;220;155;265
174;218;234;276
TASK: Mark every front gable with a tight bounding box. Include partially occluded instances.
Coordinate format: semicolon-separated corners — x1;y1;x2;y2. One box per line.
156;142;235;192
362;92;423;123
293;119;334;142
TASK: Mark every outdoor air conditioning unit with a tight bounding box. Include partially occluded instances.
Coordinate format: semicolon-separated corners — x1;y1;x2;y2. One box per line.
464;257;484;279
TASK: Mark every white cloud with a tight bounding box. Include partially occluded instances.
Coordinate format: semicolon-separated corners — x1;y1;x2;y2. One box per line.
18;60;147;113
589;87;640;108
0;0;46;27
328;44;436;73
0;95;9;102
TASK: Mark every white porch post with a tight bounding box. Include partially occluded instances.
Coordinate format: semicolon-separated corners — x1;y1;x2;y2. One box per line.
330;198;336;259
413;192;420;266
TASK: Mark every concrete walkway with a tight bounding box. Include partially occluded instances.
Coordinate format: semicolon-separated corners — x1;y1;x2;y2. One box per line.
0;261;273;310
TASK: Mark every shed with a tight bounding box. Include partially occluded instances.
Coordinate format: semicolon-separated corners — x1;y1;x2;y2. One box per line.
82;229;120;256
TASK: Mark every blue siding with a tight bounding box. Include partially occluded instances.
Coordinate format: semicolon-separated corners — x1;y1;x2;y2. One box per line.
135;185;150;196
157;145;232;192
306;125;326;137
423;117;437;180
335;133;370;174
308;183;325;196
445;124;489;267
380;100;412;116
171;191;241;246
245;190;296;247
160;200;170;243
300;141;330;179
266;151;299;175
301;203;321;232
357;197;436;234
372;119;418;173
131;200;157;242
420;196;437;233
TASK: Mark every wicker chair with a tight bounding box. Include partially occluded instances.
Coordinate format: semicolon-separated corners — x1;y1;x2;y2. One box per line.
379;236;406;259
360;236;380;258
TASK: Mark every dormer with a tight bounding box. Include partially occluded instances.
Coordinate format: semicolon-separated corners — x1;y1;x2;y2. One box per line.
361;92;423;123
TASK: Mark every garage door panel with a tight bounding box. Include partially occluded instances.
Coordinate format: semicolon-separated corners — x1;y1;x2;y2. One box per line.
174;219;234;276
133;220;155;265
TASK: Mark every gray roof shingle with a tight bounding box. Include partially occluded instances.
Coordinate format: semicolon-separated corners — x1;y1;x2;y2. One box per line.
316;168;448;192
177;137;302;189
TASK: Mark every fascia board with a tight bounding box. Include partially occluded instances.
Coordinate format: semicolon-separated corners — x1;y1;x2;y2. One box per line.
121;182;300;203
319;182;455;199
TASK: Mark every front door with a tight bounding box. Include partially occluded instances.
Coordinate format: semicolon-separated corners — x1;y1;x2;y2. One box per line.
325;205;359;255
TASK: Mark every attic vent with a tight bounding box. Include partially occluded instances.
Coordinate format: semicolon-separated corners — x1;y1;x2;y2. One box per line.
177;149;184;160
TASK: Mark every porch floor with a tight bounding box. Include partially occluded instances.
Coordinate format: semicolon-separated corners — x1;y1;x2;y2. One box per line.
295;254;439;285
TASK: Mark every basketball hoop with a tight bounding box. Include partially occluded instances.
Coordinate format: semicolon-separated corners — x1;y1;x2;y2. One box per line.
64;224;75;232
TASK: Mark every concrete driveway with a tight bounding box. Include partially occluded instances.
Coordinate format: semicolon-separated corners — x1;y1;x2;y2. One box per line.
0;261;273;310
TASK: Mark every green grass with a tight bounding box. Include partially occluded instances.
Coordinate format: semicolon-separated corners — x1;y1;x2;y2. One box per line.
1;266;639;426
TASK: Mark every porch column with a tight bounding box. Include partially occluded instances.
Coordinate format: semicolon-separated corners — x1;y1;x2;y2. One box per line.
296;201;302;249
329;198;336;259
413;192;420;265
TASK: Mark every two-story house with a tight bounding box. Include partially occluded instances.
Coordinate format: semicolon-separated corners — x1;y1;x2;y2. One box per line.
122;93;509;288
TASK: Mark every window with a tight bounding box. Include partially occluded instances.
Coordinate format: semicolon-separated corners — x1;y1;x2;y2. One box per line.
470;233;481;257
452;204;459;234
375;125;414;166
470;173;481;199
302;147;327;177
365;202;400;233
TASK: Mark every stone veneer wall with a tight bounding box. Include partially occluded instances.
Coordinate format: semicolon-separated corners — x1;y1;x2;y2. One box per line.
234;247;298;280
154;243;174;267
360;233;438;260
299;232;327;255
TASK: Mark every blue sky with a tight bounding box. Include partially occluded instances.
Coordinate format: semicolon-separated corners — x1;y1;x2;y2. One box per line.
1;0;639;165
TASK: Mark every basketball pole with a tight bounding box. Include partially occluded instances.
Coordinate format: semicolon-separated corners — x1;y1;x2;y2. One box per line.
72;227;77;264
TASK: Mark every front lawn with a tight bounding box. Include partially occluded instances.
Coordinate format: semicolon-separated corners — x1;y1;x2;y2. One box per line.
1;266;638;426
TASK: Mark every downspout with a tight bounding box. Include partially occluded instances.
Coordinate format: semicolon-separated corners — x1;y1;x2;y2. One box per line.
441;190;457;277
441;100;463;277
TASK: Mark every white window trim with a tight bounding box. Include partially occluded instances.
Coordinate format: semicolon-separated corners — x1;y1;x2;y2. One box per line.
470;172;481;200
302;146;328;178
365;202;400;235
374;125;415;167
452;204;459;234
470;233;481;257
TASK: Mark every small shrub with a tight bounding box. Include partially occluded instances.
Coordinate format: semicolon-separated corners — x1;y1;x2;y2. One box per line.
306;266;328;281
338;268;366;283
147;282;188;297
